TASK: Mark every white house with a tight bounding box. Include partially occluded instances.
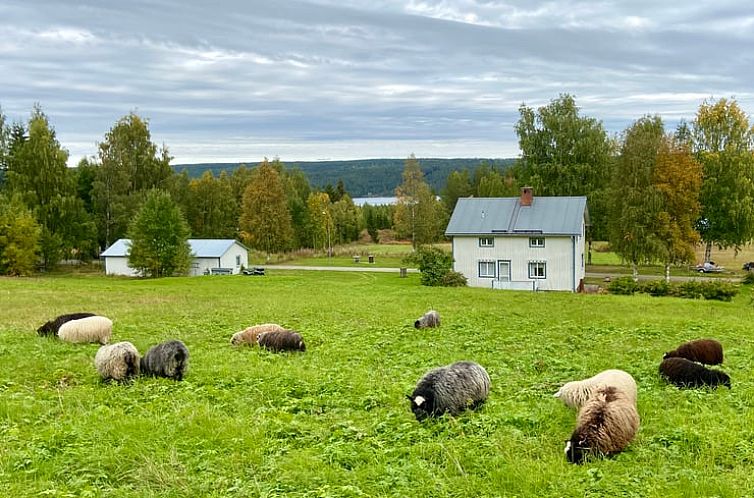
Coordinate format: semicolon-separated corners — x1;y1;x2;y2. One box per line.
445;188;588;291
101;239;250;276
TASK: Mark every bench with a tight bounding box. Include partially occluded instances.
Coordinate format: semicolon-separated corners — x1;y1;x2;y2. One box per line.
242;267;266;276
210;268;233;275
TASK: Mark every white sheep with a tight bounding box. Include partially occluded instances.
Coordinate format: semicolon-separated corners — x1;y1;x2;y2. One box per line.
94;341;140;382
554;369;637;409
58;316;113;344
230;323;285;346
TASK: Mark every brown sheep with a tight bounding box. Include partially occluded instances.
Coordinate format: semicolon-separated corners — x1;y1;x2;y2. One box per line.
230;323;285;346
663;339;723;365
257;330;306;352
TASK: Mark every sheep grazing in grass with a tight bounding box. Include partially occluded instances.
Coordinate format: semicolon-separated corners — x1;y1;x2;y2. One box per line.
94;341;140;382
37;312;96;337
565;386;640;464
659;357;731;389
554;369;638;409
58;316;113;344
414;310;440;329
408;361;490;421
140;340;190;381
230;323;286;346
663;339;723;365
257;329;306;352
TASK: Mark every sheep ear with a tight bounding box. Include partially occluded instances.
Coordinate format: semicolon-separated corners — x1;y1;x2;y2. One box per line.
405;394;413;401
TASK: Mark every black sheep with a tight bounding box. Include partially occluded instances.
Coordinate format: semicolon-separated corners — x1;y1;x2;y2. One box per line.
37;312;96;337
663;339;723;365
659;357;730;389
140;340;190;381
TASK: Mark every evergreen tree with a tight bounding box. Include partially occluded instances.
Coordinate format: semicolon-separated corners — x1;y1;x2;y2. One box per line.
331;194;362;244
127;190;192;277
441;170;472;212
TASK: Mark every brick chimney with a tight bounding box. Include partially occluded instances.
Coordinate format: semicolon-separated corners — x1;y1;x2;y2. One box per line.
520;186;533;206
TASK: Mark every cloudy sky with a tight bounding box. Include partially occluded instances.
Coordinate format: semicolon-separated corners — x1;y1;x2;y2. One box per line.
2;1;753;165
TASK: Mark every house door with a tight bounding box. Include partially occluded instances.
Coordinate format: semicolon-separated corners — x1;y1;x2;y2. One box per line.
497;260;511;281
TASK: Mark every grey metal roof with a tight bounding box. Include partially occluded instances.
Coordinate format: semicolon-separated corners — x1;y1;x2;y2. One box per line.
101;239;248;258
445;196;588;236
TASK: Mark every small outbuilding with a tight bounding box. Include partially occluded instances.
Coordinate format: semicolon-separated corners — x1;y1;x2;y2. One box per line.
445;187;588;291
101;239;250;276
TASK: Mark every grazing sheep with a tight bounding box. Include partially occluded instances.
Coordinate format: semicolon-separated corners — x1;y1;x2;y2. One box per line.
257;329;306;352
140;340;190;381
565;386;640;464
37;312;96;337
414;310;441;329
230;323;286;346
408;361;490;421
94;341;140;382
554;369;638;409
58;316;113;344
659;357;731;389
663;339;723;365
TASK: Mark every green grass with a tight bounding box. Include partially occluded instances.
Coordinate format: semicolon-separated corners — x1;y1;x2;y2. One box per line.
2;272;754;496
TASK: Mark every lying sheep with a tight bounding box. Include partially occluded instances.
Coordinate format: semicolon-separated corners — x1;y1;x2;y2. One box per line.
663;339;723;365
408;361;490;421
659;357;731;389
230;323;285;346
565;385;640;464
141;340;190;381
58;316;113;344
554;369;638;409
257;329;306;352
94;341;140;382
37;312;96;337
414;310;440;329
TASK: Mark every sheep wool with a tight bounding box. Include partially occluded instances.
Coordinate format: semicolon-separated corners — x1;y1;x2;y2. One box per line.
414;310;441;329
94;341;140;382
659;357;731;389
554;369;638;409
140;340;190;381
663;339;723;365
408;361;490;421
565;386;640;464
257;330;306;352
230;323;286;346
37;312;96;337
58;316;113;344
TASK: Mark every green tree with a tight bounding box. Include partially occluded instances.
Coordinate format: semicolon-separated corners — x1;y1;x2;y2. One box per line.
306;191;331;251
127;190;191;277
441;170;472;212
394;155;445;247
0;107;10;187
331;194;362;244
187;171;238;238
239;159;294;254
0;193;41;275
515;94;614;244
284;167;312;248
693;98;754;259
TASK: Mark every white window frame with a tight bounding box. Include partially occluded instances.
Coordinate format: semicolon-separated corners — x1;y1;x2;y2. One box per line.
529;237;545;248
528;261;546;279
479;237;494;248
478;260;496;278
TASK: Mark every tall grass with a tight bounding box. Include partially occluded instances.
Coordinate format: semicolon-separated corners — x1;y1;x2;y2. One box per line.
1;272;753;496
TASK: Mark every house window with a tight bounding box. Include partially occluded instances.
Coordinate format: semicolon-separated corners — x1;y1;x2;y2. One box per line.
478;261;496;278
236;255;241;266
479;237;494;247
529;237;545;248
528;261;546;279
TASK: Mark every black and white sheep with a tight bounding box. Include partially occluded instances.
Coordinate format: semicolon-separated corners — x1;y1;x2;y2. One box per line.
58;316;113;344
554;369;638;409
408;361;490;421
140;340;190;381
257;329;306;352
37;312;96;337
94;341;140;382
230;323;286;346
659;357;731;389
414;310;440;329
565;385;640;464
663;339;723;365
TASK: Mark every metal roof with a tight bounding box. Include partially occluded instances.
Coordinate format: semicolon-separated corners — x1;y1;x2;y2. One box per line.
101;239;248;258
445;196;588;236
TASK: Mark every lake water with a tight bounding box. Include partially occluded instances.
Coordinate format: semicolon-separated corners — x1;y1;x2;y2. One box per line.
352;196;398;206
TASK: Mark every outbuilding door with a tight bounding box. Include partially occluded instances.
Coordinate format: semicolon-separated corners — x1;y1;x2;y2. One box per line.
497;260;511;282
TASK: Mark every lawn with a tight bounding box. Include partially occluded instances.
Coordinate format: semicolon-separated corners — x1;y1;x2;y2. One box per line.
1;272;754;497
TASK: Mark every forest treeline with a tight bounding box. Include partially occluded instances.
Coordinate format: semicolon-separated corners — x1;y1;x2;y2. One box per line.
1;93;754;277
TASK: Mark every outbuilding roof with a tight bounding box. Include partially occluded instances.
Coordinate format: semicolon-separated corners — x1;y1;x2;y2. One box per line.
101;239;248;258
445;196;588;236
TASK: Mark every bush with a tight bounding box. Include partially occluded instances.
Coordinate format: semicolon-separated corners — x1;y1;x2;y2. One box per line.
440;271;467;287
406;246;465;287
608;276;639;295
742;272;754;285
640;279;671;297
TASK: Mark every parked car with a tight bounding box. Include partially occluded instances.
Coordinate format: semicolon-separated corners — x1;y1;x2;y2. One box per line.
743;262;754;272
695;261;724;273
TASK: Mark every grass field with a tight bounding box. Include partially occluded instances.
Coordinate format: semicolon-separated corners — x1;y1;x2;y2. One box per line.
2;272;754;497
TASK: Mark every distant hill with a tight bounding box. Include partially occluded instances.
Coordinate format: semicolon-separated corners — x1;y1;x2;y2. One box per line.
173;158;516;197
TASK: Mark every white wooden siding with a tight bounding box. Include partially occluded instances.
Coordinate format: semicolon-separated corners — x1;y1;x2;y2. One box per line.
220;244;249;273
105;242;249;276
104;257;140;276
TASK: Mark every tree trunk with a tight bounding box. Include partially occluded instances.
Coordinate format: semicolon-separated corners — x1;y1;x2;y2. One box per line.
664;263;670;283
587;239;592;265
631;262;638;282
704;240;712;262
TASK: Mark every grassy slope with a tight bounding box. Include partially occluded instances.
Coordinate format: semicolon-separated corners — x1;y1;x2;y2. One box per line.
1;273;754;497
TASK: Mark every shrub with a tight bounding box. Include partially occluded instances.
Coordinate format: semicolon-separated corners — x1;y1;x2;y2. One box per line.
608;276;639;295
640;279;671;297
698;281;738;301
406;246;464;287
742;272;754;285
440;271;467;287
